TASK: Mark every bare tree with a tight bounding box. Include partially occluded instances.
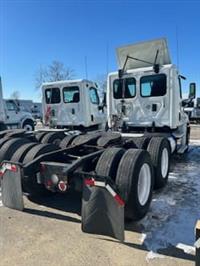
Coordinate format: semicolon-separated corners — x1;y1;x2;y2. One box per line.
35;60;75;89
95;74;107;98
10;90;20;100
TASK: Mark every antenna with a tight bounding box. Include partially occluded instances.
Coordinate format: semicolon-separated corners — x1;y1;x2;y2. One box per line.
176;26;180;69
84;56;88;79
106;42;109;75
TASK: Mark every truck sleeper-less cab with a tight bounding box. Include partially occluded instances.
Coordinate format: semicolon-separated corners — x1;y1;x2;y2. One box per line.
42;79;105;130
107;38;194;153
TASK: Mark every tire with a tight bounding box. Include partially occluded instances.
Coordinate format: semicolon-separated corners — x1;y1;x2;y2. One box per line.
41;132;66;146
6;129;26;138
97;133;121;147
35;132;48;142
115;149;154;221
59;135;77;148
72;133;101;146
22;119;35;131
23;143;59;164
147;137;170;189
0;138;30;162
11;142;38;163
132;137;151;150
22;144;59;196
0;136;11;149
95;148;125;181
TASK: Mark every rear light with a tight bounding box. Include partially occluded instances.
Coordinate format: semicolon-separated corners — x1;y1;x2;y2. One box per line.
58;181;67;192
40;163;46;174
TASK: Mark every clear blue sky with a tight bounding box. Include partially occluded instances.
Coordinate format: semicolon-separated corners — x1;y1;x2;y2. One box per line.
0;0;200;101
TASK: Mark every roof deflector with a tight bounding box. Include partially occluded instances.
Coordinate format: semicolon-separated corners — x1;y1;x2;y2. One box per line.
116;38;171;70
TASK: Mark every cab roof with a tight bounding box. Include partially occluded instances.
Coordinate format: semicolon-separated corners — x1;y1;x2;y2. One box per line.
42;79;95;87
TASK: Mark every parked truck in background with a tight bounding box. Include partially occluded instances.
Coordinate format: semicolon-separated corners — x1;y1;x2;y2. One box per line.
0;77;35;131
0;38;196;241
42;79;105;131
184;95;200;124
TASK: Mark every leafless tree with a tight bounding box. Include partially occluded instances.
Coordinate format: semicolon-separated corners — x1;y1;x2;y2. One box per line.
35;60;75;89
95;74;107;99
10;90;20;100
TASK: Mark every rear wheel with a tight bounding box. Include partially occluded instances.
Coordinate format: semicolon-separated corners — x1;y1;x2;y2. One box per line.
147;137;170;189
95;148;125;181
72;133;101;146
23;119;35;131
132;136;151;150
97;132;121;147
41;132;66;146
11;142;38;163
0;138;30;162
22;144;59;195
115;149;154;221
35;132;48;142
59;135;77;148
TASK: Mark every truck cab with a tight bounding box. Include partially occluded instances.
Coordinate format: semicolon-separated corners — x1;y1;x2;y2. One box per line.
4;99;35;131
107;38;195;153
42;79;105;130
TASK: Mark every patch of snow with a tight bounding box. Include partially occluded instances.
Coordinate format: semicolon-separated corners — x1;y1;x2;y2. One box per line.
139;233;146;243
146;251;165;262
138;145;200;252
176;243;195;255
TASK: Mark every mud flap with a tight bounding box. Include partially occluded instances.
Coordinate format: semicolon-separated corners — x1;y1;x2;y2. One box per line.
1;164;24;211
81;180;124;242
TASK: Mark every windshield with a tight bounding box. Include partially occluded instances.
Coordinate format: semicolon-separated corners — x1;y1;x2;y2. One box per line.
140;74;167;97
63;86;80;103
113;77;136;99
45;87;61;104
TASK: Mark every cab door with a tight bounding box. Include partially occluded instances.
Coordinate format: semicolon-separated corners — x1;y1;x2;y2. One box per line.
5;100;21;126
88;87;104;126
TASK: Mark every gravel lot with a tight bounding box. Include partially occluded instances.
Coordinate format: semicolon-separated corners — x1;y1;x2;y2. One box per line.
0;125;199;266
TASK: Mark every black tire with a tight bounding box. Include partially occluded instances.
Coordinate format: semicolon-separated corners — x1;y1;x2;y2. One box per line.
72;133;101;146
22;144;59;196
59;135;77;148
95;148;125;181
11;142;38;163
23;143;59;164
115;149;154;221
35;132;48;142
0;136;11;149
6;129;26;138
147;137;170;189
22;119;35;131
0;138;30;162
41;132;66;146
97;132;121;147
186;125;190;146
132;137;151;150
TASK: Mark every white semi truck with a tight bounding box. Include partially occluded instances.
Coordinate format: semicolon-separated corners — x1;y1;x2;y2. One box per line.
0;38;196;241
0;77;35;131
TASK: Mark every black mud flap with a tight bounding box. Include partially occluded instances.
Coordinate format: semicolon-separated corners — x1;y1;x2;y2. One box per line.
1;163;24;211
81;181;124;242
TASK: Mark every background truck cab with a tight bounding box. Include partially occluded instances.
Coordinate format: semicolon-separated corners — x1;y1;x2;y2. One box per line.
0;77;35;131
42;79;105;130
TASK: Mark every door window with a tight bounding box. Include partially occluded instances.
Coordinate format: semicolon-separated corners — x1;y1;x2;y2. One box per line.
89;87;100;105
6;101;17;111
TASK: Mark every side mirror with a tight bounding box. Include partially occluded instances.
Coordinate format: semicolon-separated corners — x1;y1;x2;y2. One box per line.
189;83;196;99
102;92;106;107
